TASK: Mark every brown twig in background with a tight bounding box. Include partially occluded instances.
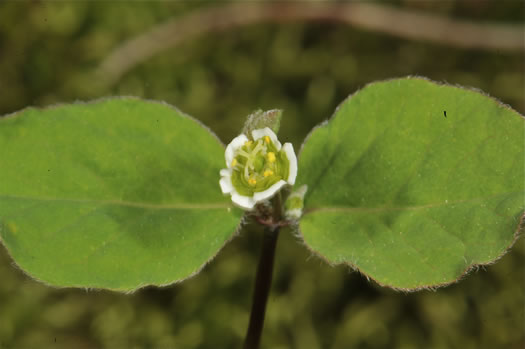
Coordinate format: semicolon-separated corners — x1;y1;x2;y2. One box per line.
96;2;524;86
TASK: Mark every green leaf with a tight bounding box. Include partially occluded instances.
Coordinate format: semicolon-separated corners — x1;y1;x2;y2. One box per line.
297;77;524;290
0;97;242;292
242;109;282;137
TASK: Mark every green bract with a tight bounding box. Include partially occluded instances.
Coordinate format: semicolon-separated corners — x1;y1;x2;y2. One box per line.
220;127;297;210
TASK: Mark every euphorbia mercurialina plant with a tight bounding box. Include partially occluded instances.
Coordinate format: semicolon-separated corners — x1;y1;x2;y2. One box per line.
220;126;297;210
0;77;523;347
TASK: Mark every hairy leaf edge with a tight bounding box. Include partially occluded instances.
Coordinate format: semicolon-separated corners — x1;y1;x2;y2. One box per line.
295;75;525;292
0;217;245;293
0;95;229;147
0;96;245;293
296;76;525;197
293;212;523;292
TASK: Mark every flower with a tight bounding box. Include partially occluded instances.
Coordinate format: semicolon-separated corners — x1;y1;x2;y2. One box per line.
220;127;297;210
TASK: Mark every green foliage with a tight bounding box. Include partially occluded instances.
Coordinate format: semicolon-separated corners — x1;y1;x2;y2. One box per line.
0;3;524;348
1;78;523;293
0;98;242;291
242;109;282;137
297;77;524;290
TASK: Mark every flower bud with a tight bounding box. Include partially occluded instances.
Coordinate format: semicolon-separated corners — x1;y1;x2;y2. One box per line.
284;185;308;220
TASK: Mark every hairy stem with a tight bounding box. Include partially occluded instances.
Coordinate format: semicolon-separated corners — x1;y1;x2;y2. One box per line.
243;195;282;349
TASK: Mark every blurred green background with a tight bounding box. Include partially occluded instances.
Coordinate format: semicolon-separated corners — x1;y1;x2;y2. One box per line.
0;1;523;348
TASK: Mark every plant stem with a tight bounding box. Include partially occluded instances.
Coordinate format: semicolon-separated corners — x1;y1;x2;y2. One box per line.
243;227;279;349
243;196;282;349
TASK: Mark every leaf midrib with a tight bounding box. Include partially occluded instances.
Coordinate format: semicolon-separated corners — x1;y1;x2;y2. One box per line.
304;190;523;214
0;194;232;210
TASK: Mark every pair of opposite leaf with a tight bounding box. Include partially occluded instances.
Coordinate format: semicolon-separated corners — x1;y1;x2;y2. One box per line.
0;77;523;292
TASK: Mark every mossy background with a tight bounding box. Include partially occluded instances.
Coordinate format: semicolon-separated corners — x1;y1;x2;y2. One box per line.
0;1;523;348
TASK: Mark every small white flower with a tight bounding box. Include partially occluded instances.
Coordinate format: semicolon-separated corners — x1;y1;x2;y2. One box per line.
220;127;297;210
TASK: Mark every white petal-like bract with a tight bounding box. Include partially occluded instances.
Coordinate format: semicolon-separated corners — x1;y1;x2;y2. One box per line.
282;143;297;185
253;180;287;202
232;192;256;210
219;176;233;194
225;134;249;167
252;127;281;150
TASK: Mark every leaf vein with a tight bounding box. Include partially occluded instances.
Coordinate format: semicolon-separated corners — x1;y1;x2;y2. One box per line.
0;194;232;210
304;191;523;214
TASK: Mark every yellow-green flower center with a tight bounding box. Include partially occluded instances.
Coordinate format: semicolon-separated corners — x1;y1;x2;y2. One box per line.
230;138;289;196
